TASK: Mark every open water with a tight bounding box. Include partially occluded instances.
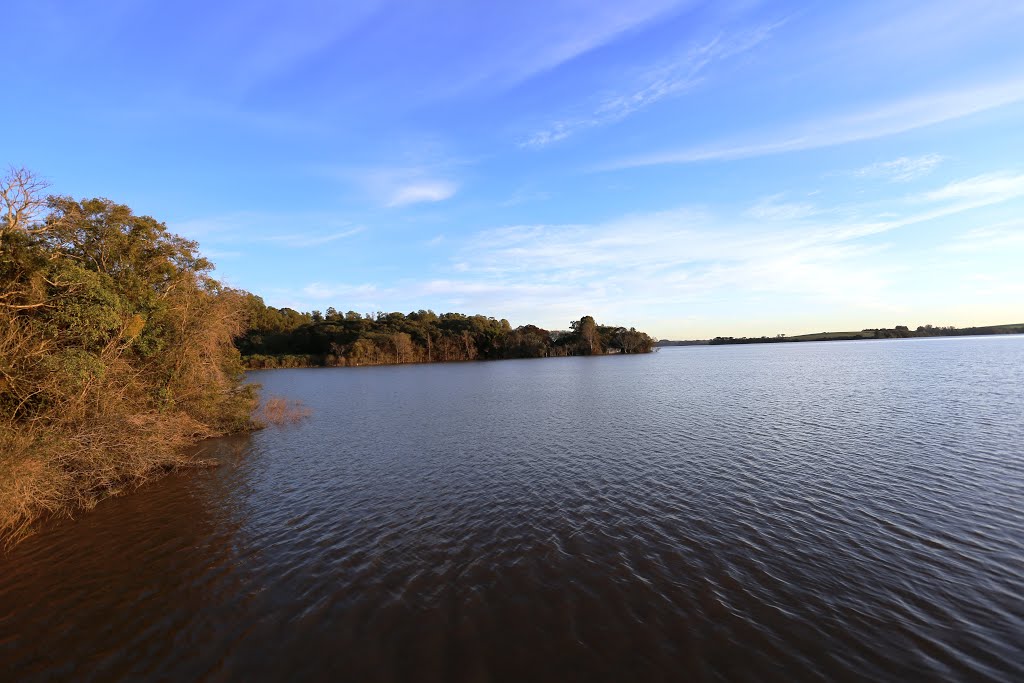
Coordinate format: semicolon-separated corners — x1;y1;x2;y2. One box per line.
1;337;1022;681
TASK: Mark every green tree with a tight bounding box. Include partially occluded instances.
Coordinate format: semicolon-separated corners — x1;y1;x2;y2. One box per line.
571;315;599;355
1;174;256;544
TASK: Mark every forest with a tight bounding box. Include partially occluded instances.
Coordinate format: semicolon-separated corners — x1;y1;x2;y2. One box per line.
0;168;654;545
238;301;656;368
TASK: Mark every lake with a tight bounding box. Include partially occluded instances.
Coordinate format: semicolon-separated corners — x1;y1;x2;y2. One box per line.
1;337;1022;681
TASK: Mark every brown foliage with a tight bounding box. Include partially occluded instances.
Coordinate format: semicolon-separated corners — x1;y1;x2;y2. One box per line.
256;397;312;427
0;172;258;547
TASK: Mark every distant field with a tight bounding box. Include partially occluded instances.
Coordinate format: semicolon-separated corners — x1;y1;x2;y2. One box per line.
692;323;1024;346
786;331;874;341
787;323;1024;342
969;323;1024;332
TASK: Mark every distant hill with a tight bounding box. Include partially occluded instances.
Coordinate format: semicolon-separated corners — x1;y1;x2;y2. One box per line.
655;339;710;346
707;323;1024;346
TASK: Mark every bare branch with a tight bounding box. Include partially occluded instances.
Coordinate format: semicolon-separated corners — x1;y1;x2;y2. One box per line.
0;166;49;239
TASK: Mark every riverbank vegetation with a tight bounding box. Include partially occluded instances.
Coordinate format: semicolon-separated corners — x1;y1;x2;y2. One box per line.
0;168;257;545
237;304;656;368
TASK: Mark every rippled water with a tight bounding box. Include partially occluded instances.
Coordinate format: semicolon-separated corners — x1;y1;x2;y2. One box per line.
2;337;1023;682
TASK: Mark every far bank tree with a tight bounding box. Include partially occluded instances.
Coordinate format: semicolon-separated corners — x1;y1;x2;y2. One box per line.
237;307;656;368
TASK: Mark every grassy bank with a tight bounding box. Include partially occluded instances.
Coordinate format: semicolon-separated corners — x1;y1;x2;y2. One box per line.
0;416;221;545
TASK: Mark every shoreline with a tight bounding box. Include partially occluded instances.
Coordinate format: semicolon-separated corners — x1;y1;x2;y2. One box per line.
243;348;656;371
657;325;1024;348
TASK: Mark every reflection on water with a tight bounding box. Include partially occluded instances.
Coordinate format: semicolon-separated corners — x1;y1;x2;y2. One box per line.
1;337;1023;682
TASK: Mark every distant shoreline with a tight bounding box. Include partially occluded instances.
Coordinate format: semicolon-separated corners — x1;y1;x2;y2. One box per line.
657;323;1024;347
243;348;654;370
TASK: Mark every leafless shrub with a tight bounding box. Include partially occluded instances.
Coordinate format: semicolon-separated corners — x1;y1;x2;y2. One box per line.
257;396;312;427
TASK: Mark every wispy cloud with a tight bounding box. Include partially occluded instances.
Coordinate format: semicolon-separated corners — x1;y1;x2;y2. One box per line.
499;187;552;207
917;172;1024;204
447;0;690;94
189;0;384;95
264;227;365;247
941;221;1024;253
412;170;1024;323
818;171;1024;241
854;154;945;182
602;78;1024;168
324;161;463;208
172;212;364;249
262;169;1024;333
387;180;458;207
522;21;782;148
302;282;379;302
746;194;817;221
423;211;893;325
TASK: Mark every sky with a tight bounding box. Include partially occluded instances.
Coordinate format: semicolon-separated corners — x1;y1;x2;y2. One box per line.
5;0;1024;338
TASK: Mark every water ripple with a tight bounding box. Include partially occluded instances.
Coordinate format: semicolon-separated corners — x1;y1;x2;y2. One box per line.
1;337;1023;682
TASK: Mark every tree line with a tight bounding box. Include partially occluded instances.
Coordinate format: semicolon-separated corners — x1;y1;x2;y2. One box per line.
238;302;656;368
866;324;1024;339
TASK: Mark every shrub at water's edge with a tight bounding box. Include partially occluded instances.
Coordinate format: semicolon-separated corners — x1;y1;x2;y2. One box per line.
0;169;259;546
255;397;313;427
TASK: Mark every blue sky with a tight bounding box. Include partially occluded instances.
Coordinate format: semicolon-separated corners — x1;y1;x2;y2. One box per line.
5;0;1024;337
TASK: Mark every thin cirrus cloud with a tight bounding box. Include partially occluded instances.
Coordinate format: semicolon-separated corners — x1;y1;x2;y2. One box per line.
437;0;690;95
173;212;364;249
179;0;384;95
854;154;945;182
601;77;1024;169
745;195;818;222
917;171;1024;204
521;20;784;149
273;169;1024;333
429;170;1024;321
263;227;365;247
941;221;1024;253
387;180;459;207
302;282;380;304
469;170;1024;281
805;171;1024;242
322;162;461;208
423;215;891;324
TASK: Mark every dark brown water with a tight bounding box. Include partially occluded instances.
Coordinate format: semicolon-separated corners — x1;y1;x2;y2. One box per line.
2;337;1023;682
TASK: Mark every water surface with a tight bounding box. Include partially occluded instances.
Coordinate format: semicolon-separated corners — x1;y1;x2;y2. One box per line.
2;337;1022;681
